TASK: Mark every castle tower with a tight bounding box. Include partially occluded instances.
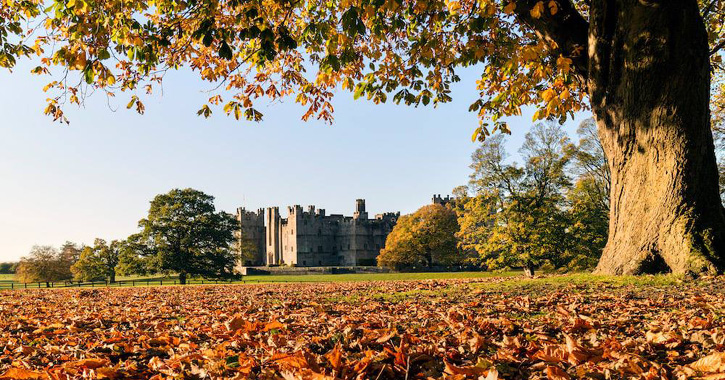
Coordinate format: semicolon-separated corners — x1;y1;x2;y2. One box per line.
236;207;265;266
432;194;453;206
353;199;368;220
265;207;282;265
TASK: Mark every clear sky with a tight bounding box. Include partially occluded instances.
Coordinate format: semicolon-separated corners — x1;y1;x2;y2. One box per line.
0;61;589;261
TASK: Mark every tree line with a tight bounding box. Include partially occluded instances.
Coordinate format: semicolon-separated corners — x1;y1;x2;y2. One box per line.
377;119;611;275
8;120;724;281
13;189;239;286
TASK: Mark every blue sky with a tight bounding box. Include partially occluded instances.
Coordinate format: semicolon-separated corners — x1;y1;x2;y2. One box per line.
0;62;589;261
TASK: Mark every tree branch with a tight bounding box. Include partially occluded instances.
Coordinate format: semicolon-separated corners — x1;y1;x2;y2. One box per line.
711;39;725;56
513;0;590;83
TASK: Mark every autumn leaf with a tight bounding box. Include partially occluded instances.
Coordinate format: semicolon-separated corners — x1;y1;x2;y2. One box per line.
548;0;558;15
690;352;725;373
503;2;516;14
546;366;571;380
530;1;544;18
272;352;311;370
444;360;488;376
263;320;285;332
0;368;47;380
226;314;246;331
325;345;343;371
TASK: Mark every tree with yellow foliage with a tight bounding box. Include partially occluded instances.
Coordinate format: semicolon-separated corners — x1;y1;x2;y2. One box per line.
378;204;461;270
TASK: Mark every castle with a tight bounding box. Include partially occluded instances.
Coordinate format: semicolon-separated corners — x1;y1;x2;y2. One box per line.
235;199;399;267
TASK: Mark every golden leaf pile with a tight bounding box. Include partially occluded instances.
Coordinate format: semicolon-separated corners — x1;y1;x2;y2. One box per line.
1;277;725;379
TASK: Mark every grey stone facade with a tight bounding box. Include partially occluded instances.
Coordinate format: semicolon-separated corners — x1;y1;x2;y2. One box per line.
235;199;399;267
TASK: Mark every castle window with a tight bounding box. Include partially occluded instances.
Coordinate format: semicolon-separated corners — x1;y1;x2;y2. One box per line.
291;229;293;234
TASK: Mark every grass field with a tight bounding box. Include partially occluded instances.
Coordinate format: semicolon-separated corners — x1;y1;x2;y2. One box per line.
0;271;523;289
0;273;717;379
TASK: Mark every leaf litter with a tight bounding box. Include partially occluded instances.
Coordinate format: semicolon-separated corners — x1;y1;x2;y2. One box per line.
0;276;724;379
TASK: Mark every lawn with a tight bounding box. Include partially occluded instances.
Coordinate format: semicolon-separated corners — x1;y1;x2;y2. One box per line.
0;271;521;289
0;273;720;379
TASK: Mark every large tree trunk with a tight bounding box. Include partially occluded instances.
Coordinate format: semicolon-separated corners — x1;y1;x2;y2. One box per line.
590;0;725;275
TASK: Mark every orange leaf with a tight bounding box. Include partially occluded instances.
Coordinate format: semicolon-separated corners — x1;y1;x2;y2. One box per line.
530;1;544;18
0;368;48;380
263;320;285;332
444;360;487;376
690;352;725;373
272;352;310;370
325;345;343;371
546;366;571;380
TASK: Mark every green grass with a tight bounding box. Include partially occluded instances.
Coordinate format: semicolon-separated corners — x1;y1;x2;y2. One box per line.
0;271;518;289
471;272;684;289
0;270;689;291
323;272;688;304
242;271;520;283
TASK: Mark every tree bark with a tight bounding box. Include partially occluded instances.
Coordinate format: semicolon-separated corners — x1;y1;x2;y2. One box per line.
179;271;187;285
589;0;725;275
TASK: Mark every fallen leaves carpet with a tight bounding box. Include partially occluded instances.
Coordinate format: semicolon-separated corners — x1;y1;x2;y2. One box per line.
1;276;724;379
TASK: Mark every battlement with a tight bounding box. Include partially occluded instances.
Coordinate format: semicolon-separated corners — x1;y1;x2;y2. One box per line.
239;199;399;267
432;194;453;206
375;212;400;222
236;207;265;222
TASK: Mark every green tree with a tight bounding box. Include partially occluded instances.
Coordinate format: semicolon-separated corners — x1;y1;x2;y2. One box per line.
0;262;17;274
116;234;155;277
466;121;572;276
570;118;610;214
133;188;238;284
565;177;609;270
563;118;610;270
452;188;496;266
58;241;82;282
15;246;72;286
71;239;121;283
378;204;460;270
238;235;260;267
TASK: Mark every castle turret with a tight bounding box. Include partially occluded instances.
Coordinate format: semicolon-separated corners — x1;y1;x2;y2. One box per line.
266;207;282;265
433;194;453;206
353;199;368;220
236;207;265;266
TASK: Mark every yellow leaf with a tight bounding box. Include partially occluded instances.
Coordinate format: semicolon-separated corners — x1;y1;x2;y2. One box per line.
690;352;725;373
560;88;570;100
548;0;558;15
530;1;544;18
471;126;482;142
556;56;572;73
532;109;542;121
503;2;516;14
446;0;461;14
542;88;556;102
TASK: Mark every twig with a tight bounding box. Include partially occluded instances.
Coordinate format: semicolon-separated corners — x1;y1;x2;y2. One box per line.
374;364;387;380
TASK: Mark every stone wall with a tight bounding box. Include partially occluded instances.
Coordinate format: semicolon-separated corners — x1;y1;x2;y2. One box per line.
245;199;399;267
